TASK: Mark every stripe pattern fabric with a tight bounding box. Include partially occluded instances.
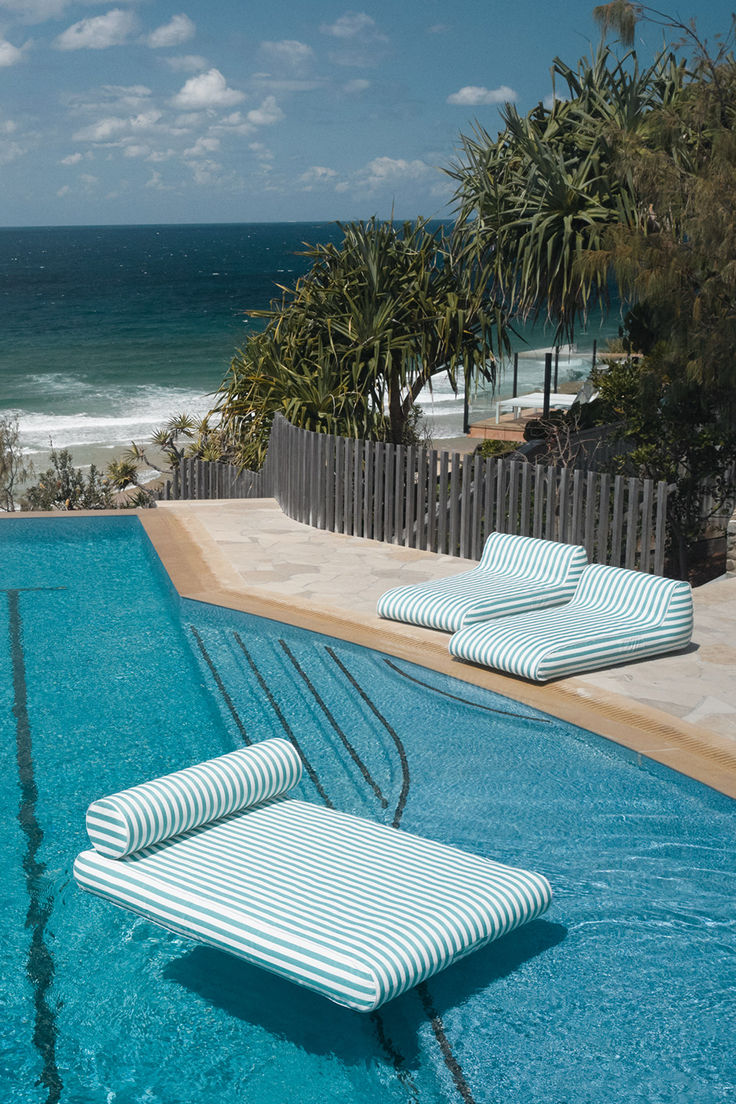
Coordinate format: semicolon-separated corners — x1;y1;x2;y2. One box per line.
85;739;302;858
377;532;588;633
75;743;551;1012
449;563;694;682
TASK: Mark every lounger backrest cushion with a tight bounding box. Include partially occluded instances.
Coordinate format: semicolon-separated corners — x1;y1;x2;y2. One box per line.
477;532;587;585
86;739;303;858
569;563;694;631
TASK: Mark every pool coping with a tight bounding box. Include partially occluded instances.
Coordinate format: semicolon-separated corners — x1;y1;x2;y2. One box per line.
139;508;736;800
4;507;735;799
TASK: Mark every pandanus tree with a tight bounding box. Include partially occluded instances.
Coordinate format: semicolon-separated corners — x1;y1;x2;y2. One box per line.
448;43;686;343
214;217;505;469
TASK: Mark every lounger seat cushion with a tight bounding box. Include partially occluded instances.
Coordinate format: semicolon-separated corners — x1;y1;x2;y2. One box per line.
74;741;551;1012
449;563;693;682
377;532;587;632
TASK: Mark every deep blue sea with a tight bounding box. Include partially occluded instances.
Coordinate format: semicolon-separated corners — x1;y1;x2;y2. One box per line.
0;223;621;470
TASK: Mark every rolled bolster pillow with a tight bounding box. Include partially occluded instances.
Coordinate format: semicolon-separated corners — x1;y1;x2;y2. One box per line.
85;738;303;859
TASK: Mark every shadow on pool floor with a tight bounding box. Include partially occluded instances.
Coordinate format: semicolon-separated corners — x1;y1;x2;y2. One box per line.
162;918;567;1065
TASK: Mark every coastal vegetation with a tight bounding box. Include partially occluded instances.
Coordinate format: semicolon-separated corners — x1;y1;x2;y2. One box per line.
0;415;33;513
448;2;736;575
213;217;504;469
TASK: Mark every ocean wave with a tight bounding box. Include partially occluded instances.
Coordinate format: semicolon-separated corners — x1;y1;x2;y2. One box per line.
7;386;213;453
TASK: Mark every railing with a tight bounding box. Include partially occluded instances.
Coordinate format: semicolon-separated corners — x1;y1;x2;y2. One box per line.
158;413;669;574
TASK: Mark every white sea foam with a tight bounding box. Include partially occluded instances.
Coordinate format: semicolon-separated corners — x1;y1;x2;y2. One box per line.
7;385;214;455
417;349;594;437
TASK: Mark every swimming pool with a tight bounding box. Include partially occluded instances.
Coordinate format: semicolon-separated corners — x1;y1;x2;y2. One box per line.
1;515;734;1104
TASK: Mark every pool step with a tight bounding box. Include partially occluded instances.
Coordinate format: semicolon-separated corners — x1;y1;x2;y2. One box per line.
184;619;403;820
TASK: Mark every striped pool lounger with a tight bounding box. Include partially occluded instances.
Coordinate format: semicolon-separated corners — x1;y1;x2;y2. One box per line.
449;563;694;683
376;532;588;632
74;740;552;1012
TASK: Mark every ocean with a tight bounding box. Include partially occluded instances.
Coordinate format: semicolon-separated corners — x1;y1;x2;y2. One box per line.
0;223;621;475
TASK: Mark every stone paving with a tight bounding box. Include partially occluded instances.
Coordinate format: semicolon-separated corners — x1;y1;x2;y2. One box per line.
156;498;736;745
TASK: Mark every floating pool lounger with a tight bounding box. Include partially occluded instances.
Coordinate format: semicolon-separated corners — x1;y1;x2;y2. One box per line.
377;532;588;633
449;562;694;682
74;739;552;1012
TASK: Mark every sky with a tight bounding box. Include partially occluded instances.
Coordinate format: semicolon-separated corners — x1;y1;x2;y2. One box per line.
0;0;733;226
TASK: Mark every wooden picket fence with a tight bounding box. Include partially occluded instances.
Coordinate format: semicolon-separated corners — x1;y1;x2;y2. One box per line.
158;413;669;574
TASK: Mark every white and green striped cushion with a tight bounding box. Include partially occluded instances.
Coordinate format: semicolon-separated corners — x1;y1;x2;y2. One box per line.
75;743;551;1011
86;739;302;858
449;563;694;682
377;532;588;633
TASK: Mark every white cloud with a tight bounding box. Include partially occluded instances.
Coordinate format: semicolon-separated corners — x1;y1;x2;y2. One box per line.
72;109;161;143
260;39;313;69
343;78;370;94
55;9;138;51
60;151;83;164
320;12;376;39
320;11;388;67
163;54;207;72
362;156;433;185
171;68;244;110
72;116;128;142
0;0;76;22
184;135;220;157
57;184;71;196
79;172;98;188
299;165;337;188
122;143;149;158
0;39;24;66
64;84;152;114
0;137;26;164
249;141;274;163
147;14;195;49
447;84;517;106
146;169;174;190
246;95;284;127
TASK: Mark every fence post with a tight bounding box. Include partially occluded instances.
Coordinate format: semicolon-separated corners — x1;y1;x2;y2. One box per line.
416;446;428;550
448;453;461;555
597;472;611;563
639;478;654;573
426;448;438;552
404;445;416;547
654;481;668;576
394;445;406;544
383;443;395;543
611;474;625;565
483;458;496;545
459;454;472;558
471;454;483;559
437;451;449;553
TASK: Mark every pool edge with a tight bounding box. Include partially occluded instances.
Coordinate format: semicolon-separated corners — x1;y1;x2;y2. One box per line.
138;508;736;801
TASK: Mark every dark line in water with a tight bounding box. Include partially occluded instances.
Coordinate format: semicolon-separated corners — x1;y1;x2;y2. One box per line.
383;657;552;724
8;589;63;1104
370;1011;422;1104
235;634;417;1100
232;632;333;809
326;647;478;1104
325;646;410;830
278;639;388;809
189;626;250;745
418;983;479;1104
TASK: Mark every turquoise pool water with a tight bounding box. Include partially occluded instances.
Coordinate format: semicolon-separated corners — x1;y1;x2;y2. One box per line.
1;516;734;1104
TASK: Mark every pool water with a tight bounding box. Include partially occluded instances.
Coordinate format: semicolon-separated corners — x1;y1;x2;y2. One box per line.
1;516;734;1104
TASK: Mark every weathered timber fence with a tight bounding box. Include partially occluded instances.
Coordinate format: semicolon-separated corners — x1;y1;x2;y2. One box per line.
158;413;669;574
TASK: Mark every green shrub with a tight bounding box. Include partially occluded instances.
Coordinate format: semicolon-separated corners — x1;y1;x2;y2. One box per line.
475;437;518;458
